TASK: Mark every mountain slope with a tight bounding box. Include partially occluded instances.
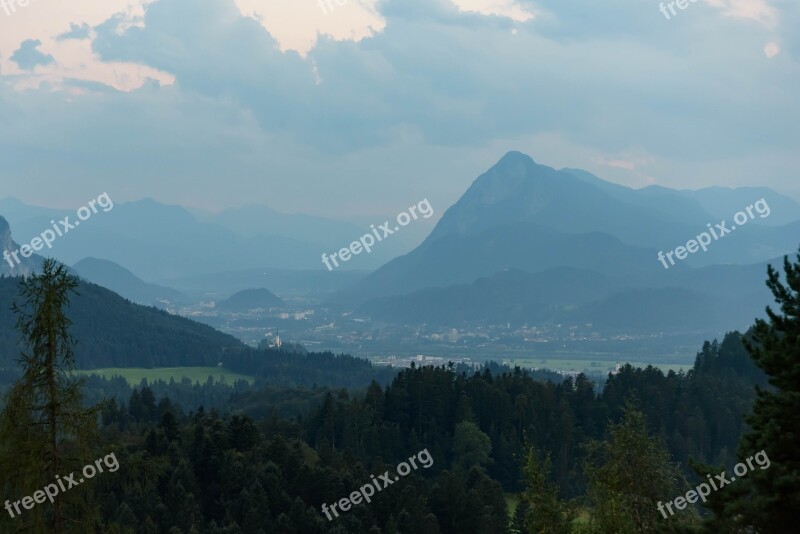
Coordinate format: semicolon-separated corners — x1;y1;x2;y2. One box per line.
356;267;623;325
424;151;700;247
561;287;762;333
0;277;244;368
0;215;43;276
73;257;184;306
343;221;663;304
355;261;775;331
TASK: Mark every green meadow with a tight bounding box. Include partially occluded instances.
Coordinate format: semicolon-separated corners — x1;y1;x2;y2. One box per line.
77;367;255;385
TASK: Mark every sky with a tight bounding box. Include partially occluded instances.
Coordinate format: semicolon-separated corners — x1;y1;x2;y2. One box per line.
0;0;798;218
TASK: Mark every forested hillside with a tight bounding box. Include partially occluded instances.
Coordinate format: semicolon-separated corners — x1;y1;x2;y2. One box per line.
0;276;243;368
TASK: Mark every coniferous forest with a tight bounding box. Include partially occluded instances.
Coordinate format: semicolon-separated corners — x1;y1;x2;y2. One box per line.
1;252;798;533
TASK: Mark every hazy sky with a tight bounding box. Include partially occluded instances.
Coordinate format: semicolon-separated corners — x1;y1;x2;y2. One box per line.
0;0;797;218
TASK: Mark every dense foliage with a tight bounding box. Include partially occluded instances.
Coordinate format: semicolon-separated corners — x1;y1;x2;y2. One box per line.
1;330;761;532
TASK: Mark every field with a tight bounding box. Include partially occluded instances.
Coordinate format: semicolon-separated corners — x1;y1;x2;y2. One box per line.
502;358;691;375
78;367;255;385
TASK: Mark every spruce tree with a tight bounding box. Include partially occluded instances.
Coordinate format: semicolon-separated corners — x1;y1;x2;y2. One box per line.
705;249;800;531
0;259;99;532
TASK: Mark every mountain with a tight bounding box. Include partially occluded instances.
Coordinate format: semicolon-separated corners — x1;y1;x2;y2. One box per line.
72;257;184;306
0;276;244;369
423;152;700;247
344;152;800;305
0;215;43;276
215;288;285;312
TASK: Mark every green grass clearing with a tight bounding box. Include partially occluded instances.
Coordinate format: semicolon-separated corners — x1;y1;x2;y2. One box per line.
77;367;255;385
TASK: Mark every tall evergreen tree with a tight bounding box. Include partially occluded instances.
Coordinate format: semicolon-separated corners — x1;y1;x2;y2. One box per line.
704;249;800;531
0;259;99;532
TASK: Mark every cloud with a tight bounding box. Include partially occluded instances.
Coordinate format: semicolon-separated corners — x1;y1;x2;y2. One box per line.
452;0;535;21
11;39;55;70
0;0;798;212
56;22;92;41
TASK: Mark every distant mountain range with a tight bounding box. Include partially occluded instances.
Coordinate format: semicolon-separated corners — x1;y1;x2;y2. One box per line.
355;264;770;332
347;151;797;333
4;151;797;338
2;210;364;300
0;196;425;282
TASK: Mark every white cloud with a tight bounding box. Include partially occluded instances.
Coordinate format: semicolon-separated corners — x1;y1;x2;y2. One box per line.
234;0;385;56
706;0;779;27
452;0;535;21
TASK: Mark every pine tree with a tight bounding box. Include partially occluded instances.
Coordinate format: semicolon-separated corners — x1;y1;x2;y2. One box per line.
0;259;100;532
705;250;800;531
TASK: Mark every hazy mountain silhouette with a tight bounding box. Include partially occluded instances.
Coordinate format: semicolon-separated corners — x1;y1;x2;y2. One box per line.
0;215;44;276
0;198;401;280
345;152;799;305
342;152;796;332
73;257;184;307
356;267;623;325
